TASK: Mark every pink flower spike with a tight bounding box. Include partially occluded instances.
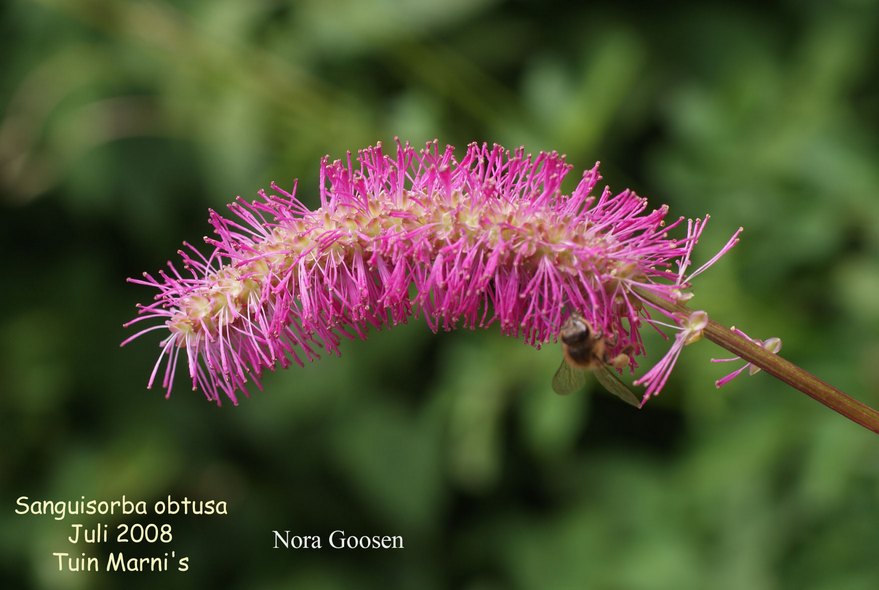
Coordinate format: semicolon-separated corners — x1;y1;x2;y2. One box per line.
124;140;742;406
712;327;782;388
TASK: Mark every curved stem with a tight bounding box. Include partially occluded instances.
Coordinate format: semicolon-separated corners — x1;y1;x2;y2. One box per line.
635;288;879;435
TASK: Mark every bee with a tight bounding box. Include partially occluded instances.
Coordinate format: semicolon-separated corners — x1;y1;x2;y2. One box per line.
551;313;641;408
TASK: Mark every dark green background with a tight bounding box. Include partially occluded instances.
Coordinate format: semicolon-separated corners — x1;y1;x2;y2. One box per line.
2;1;879;588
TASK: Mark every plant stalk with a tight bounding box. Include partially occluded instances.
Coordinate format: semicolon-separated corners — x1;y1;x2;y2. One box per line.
635;288;879;435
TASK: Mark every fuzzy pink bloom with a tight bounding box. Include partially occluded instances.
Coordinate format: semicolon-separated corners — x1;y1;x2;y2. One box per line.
123;140;739;405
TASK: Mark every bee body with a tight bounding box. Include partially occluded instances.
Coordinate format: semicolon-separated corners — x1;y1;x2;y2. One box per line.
552;312;640;407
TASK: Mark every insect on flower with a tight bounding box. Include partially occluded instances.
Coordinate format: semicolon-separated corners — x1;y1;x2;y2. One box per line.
552;312;641;407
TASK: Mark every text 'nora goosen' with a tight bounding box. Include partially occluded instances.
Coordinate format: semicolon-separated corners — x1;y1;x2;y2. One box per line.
272;530;404;550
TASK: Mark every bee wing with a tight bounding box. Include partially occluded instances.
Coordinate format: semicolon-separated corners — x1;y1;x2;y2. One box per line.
552;359;587;395
594;366;642;408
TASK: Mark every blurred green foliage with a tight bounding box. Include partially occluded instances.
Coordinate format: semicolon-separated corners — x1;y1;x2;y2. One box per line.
2;0;879;588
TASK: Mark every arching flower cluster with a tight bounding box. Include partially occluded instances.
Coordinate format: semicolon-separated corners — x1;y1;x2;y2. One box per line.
124;141;739;405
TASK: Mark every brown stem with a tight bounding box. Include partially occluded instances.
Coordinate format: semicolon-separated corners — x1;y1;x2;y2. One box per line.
635;288;879;435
